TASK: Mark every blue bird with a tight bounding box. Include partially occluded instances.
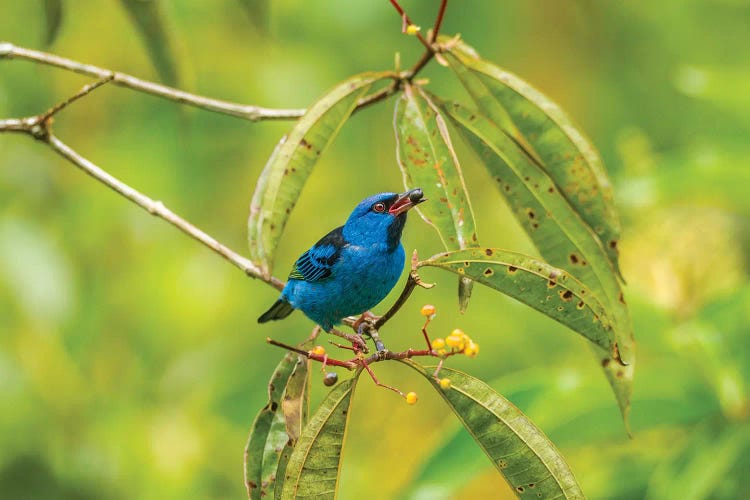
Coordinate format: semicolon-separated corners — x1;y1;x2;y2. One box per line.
258;189;425;333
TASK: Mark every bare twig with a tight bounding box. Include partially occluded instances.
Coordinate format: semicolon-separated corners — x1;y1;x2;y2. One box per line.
0;78;285;291
0;42;305;122
39;75;115;124
431;0;449;43
374;251;434;330
48;134;284;289
388;0;432;50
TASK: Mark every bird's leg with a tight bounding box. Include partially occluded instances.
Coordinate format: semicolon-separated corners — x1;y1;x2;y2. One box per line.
352;311;387;352
359;323;386;352
351;311;381;332
328;327;369;353
361;359;405;398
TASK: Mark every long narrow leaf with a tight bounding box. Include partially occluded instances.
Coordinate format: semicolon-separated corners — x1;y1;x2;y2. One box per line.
120;0;179;85
440;99;634;419
395;83;479;312
403;361;585;499
444;38;623;280
42;0;63;46
402;370;551;499
280;375;359;499
419;248;615;353
272;354;311;497
248;73;387;276
245;352;308;500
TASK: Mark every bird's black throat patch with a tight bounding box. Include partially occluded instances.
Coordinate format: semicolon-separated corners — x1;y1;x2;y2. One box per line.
387;214;407;251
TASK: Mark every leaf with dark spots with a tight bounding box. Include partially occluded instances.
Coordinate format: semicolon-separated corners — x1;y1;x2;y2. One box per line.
248;72;388;276
245;352;311;500
441;97;635;423
440;98;634;368
42;0;63;46
120;0;180;85
280;374;360;500
419;248;616;353
401;361;585;499
395;84;479;312
443;37;623;281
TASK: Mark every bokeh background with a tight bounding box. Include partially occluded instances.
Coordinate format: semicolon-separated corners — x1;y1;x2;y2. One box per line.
1;1;749;498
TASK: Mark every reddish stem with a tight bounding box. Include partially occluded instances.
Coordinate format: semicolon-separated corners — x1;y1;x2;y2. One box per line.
431;0;448;43
388;0;432;50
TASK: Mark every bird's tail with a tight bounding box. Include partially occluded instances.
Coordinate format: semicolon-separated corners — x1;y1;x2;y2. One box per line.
258;299;295;323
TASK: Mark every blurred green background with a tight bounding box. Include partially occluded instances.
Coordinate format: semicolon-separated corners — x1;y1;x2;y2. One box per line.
1;1;749;498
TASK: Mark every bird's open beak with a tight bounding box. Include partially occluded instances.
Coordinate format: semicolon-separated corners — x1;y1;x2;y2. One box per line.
389;188;425;216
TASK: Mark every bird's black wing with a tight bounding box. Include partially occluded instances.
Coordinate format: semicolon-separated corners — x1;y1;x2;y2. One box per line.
288;226;347;282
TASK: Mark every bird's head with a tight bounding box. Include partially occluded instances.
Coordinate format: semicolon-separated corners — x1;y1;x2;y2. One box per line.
343;188;425;250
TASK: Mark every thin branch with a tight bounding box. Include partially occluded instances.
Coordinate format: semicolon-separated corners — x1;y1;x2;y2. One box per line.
431;0;449;43
47;133;285;290
0;77;286;291
374;251;434;330
39;75;115;124
387;0;432;51
0;42;305;122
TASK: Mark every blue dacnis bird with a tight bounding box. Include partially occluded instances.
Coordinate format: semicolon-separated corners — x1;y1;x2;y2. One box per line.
258;188;425;332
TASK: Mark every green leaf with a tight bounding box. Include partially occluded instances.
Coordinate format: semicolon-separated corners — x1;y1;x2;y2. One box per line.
419;248;615;354
236;0;270;33
444;38;623;280
645;425;750;500
120;0;179;85
394;83;479;312
439;98;634;375
42;0;63;46
402;361;585;499
272;354;311;498
280;374;359;500
248;73;386;276
401;369;550;499
244;352;308;500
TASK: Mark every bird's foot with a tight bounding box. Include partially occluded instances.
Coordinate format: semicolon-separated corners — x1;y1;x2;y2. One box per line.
328;328;369;354
350;311;381;333
358;323;386;353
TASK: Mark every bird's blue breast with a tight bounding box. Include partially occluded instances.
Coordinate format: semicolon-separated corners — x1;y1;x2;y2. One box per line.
282;242;405;330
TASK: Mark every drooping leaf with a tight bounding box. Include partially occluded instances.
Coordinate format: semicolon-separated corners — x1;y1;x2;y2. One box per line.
402;369;551;499
394;83;479;312
245;352;308;500
120;0;179;85
440;98;634;372
248;73;386;276
444;37;623;280
42;0;63;46
402;361;585;499
280;374;359;500
272;354;311;498
419;248;615;354
236;0;270;33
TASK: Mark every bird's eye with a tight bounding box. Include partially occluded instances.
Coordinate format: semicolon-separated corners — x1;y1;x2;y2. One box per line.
373;202;386;213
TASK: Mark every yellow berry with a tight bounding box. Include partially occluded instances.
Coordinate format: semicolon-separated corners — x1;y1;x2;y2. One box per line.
445;334;465;350
310;345;326;356
420;304;436;318
439;378;452;390
464;341;480;358
437;348;447;357
406;24;421;36
405;391;418;404
431;338;445;349
451;328;466;338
